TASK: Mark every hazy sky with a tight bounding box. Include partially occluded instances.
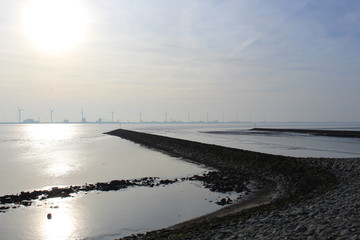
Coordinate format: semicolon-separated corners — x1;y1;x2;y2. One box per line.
1;0;360;122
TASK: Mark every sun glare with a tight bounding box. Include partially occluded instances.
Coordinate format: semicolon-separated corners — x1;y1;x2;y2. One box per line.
23;0;88;54
26;124;75;141
25;124;79;177
41;203;76;240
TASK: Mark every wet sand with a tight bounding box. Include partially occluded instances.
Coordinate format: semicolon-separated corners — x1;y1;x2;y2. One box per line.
169;184;278;229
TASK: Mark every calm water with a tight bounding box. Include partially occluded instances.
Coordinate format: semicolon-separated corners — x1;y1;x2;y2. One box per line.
0;123;360;239
0;124;234;240
0;124;209;195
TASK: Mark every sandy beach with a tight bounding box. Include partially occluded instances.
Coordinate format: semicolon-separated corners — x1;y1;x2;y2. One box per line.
104;129;360;239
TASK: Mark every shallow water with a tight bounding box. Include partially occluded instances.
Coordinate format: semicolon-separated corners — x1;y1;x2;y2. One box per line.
0;124;212;195
0;182;236;240
0;124;236;240
1;122;359;239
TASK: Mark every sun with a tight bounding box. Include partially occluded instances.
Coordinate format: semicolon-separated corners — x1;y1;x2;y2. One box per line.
23;0;88;54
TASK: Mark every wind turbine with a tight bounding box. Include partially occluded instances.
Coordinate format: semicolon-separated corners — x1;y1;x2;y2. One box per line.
17;106;23;123
49;108;54;123
81;108;84;123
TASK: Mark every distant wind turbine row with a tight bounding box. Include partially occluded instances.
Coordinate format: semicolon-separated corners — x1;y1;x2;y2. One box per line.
16;106;54;123
13;106;119;123
11;106;264;124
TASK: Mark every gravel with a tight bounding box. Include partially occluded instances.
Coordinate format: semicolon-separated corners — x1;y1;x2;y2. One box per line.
208;158;360;240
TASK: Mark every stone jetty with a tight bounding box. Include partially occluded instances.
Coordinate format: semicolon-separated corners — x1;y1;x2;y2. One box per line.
104;129;356;239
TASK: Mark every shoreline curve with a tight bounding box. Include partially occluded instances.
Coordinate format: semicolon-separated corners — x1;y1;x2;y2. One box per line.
106;129;336;239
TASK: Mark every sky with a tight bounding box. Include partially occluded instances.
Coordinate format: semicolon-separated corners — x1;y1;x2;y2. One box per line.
0;0;360;123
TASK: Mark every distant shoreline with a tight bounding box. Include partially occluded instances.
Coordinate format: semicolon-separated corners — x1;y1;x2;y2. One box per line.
203;128;360;138
252;128;360;138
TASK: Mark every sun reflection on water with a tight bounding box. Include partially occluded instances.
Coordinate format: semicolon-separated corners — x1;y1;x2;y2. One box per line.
47;158;75;177
41;203;77;240
25;124;75;142
25;124;79;177
23;125;80;239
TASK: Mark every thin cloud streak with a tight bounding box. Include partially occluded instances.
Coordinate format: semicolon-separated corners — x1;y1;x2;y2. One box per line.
226;35;260;58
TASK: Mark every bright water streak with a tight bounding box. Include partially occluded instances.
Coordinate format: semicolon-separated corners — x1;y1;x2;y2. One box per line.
0;124;232;240
0;124;208;195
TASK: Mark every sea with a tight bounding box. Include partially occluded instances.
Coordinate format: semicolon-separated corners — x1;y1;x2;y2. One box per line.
0;122;359;240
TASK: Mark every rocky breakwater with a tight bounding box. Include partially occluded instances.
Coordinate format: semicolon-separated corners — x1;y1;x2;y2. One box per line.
192;158;360;239
105;129;336;239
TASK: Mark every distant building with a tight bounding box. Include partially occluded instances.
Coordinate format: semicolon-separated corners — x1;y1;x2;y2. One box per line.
63;119;70;123
23;119;39;123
